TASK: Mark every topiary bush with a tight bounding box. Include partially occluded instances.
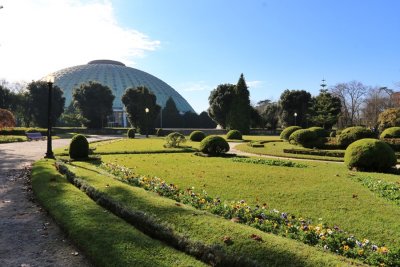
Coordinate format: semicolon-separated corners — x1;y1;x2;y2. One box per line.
344;138;396;172
127;128;135;139
308;127;328;138
288;129;320;148
280;126;302;141
189;130;206;142
336;126;375;148
69;134;89;159
226;130;242;140
199;135;230;155
156;128;165;137
380;127;400;139
329;130;336;137
164;132;186;148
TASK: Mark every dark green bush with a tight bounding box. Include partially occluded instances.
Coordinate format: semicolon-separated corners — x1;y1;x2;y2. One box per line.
199;135;230;155
308;127;328;138
344;138;396;172
380;127;400;139
280;126;302;140
329;130;336;137
336;126;375;148
226;130;242;140
156;128;165;137
164;132;186;148
69;134;89;159
289;129;320;148
189;130;206;142
127;128;135;139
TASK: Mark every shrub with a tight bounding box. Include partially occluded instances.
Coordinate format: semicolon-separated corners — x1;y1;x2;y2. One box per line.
156;128;165;137
0;109;15;129
344;138;396;172
280;126;302;140
127;128;135;139
329;130;336;137
308;127;328;138
380;127;400;139
189;130;206;142
336;126;375;148
226;130;242;140
288;129;320;148
164;132;186;148
199;135;230;155
69;134;89;159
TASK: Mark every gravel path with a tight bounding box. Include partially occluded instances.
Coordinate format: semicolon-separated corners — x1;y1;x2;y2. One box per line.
0;136;119;267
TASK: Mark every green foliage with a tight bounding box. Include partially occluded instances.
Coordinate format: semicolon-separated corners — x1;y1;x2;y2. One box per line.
0;108;15;129
337;126;375;148
308;89;341;129
162;97;182;127
26;80;65;128
378;108;400;132
156;128;164;137
164;132;186;148
69;134;89;159
122;86;161;133
256;100;280;130
189;130;206;142
226;129;242;140
197;111;217;128
289;129;321;148
0;84;13;110
199;135;229;155
231;157;307;168
207;83;235;128
280;126;302;140
330;130;336;137
344;138;396;172
380;127;400;139
72;81;115;129
308;126;329;138
279;90;312;127
127;128;135;139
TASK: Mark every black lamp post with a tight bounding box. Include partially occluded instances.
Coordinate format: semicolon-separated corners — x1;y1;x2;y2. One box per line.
145;107;149;138
294;112;297;126
44;75;55;159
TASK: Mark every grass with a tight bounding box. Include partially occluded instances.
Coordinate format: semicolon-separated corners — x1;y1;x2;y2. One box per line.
235;141;345;161
59;160;359;266
0;135;27;143
99;153;400;247
31;159;206;267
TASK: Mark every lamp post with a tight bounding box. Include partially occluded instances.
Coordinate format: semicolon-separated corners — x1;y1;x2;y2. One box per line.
44;75;55;159
294;112;297;126
145;107;149;138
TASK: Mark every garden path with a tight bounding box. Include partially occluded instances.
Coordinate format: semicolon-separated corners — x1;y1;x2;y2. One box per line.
0;136;119;267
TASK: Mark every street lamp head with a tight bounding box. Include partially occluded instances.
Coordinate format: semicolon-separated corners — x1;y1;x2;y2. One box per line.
294;112;297;117
145;108;149;113
46;75;55;84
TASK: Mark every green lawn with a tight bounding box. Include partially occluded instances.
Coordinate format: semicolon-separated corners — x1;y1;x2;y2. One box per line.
31;160;206;267
99;153;400;248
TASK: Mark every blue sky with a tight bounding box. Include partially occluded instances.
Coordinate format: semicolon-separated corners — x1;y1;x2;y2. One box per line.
1;0;399;113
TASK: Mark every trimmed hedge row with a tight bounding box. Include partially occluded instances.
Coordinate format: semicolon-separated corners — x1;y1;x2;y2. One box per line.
283;148;345;158
0;127;48;135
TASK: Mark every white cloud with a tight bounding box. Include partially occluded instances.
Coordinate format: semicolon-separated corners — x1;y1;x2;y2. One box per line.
247;80;264;88
0;0;160;81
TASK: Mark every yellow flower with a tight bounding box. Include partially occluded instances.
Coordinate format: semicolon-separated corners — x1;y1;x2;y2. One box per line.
200;198;206;204
358;249;364;256
343;245;349;251
378;247;389;254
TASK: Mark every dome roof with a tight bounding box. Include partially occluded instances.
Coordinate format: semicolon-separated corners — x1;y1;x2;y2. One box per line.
46;60;195;113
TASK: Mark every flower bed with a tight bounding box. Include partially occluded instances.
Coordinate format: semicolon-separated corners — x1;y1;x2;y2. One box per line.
100;162;400;266
231;157;307;168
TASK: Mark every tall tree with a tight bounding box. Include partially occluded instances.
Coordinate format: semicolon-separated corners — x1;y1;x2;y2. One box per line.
73;81;114;129
226;74;251;133
362;87;391;129
256;100;280;130
330;81;367;127
122;86;161;133
207;83;235;128
308;89;342;129
26;81;65;128
279;89;312;128
0;84;12;109
181;111;199;128
162;97;182;128
198;111;217;128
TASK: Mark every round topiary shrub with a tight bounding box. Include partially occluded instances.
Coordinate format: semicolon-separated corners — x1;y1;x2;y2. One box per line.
226;129;242;140
289;129;320;148
344;138;396;172
189;130;206;142
280;126;302;140
69;134;89;159
308;127;328;138
199;135;230;155
337;126;375;148
380;127;400;139
127;128;135;138
164;132;186;148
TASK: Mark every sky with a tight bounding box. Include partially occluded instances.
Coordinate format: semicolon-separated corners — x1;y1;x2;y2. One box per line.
0;0;399;113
